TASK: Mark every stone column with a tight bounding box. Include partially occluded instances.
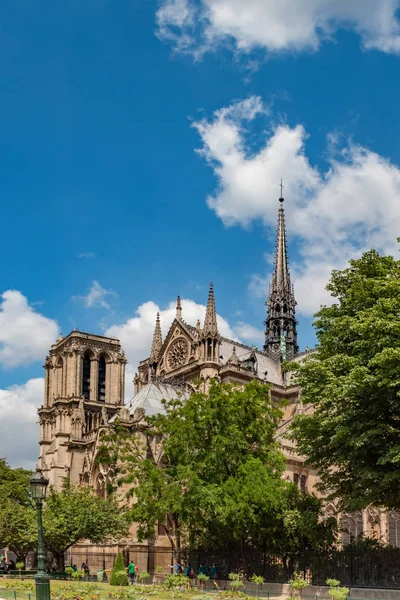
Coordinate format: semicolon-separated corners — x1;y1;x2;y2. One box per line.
90;358;99;402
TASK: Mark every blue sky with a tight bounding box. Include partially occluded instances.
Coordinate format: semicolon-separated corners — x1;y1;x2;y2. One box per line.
1;0;400;467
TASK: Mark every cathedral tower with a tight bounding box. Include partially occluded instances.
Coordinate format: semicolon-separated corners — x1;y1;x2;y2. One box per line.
38;330;127;488
264;192;298;362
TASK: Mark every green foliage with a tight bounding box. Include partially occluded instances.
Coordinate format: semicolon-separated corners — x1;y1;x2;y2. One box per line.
15;561;25;570
289;571;308;597
71;569;85;580
97;569;105;582
249;575;264;586
110;553;129;586
43;480;128;569
0;459;36;560
192;596;213;600
65;566;74;576
228;573;244;594
327;579;349;600
155;565;164;573
0;580;35;591
290;250;400;510
51;583;100;600
100;380;335;554
197;574;209;582
138;571;150;583
163;574;190;589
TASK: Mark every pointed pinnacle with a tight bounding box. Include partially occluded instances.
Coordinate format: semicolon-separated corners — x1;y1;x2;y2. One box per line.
176;295;182;320
203;282;218;336
150;312;162;362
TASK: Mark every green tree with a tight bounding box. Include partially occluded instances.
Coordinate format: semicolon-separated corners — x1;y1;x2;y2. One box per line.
109;552;128;586
101;379;335;555
0;460;36;561
290;249;400;510
42;481;128;570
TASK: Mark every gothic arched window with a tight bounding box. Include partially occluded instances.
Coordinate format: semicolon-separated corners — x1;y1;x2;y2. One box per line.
388;511;400;547
82;352;91;400
300;474;307;494
98;356;106;402
342;512;363;545
56;357;63;397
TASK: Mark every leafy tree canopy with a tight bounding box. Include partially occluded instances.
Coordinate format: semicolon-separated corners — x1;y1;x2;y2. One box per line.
290;250;400;510
0;460;36;560
42;481;128;569
102;379;336;554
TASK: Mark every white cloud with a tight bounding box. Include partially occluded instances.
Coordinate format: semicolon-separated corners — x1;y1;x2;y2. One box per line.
234;322;264;345
0;378;44;469
0;291;59;368
156;0;400;57
78;252;96;259
74;281;116;310
192;96;400;315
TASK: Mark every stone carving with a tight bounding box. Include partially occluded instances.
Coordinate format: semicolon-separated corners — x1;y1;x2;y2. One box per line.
167;338;189;369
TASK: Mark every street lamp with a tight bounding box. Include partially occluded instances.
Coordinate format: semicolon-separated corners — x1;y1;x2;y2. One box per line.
29;470;50;600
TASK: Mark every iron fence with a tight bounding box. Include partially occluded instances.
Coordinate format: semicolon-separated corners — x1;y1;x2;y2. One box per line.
63;547;400;589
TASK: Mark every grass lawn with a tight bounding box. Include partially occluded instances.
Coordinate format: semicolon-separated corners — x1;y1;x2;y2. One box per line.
0;580;216;600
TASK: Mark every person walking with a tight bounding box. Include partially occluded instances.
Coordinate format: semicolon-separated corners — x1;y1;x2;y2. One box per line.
127;561;135;585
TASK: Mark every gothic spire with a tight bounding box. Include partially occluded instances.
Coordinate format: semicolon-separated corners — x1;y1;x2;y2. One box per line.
264;191;298;362
203;282;218;336
176;295;182;320
150;312;162;362
273;194;291;295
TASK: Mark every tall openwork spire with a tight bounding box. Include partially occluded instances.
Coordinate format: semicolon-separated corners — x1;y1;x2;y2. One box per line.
264;190;298;362
150;312;163;362
203;282;218;336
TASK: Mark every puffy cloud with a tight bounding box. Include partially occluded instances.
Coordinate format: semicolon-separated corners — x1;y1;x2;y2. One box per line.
0;378;44;469
156;0;400;57
0;291;59;368
234;322;264;345
74;281;117;310
192;96;400;315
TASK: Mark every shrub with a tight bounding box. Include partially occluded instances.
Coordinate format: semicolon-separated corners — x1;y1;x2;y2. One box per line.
197;573;209;590
138;571;150;584
71;569;85;580
327;578;349;600
250;575;264;587
289;572;308;598
228;573;244;596
65;566;74;577
163;574;190;589
110;553;129;586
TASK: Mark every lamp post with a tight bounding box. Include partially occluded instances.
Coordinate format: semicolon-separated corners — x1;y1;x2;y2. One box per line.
29;470;50;600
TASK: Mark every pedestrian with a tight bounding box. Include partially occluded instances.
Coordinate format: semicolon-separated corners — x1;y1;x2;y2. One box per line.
210;564;217;579
198;563;207;575
127;561;135;585
169;562;182;574
134;564;139;581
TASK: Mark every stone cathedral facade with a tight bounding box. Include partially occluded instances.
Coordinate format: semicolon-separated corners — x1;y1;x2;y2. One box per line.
37;195;400;553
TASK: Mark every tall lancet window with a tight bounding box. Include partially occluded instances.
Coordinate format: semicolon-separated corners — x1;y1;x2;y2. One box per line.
98;356;106;402
82;352;91;400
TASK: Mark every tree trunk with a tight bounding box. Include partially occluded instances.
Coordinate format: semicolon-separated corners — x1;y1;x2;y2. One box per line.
54;551;65;571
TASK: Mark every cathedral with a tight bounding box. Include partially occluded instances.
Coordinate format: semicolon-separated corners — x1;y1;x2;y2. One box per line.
37;194;400;561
